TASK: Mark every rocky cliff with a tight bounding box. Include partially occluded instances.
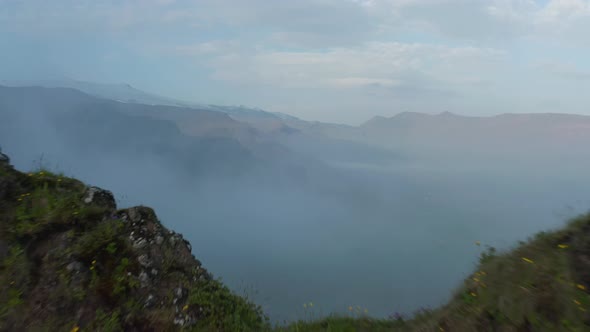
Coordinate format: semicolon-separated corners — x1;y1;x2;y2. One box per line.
0;154;267;331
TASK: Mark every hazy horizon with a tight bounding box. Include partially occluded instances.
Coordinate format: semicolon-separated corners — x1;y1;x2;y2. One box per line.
2;0;590;124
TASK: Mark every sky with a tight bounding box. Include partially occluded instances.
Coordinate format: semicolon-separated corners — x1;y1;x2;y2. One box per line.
1;0;590;124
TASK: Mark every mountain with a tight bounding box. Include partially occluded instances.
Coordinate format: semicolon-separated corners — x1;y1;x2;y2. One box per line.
0;85;264;177
347;111;590;173
359;111;590;152
0;79;300;134
0;79;188;107
0;84;399;171
7;79;590;162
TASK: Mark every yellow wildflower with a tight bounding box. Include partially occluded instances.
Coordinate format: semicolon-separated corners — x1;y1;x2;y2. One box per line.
577;284;586;291
470;292;477;297
70;326;80;332
183;305;189;311
27;173;33;177
558;244;569;249
521;257;534;264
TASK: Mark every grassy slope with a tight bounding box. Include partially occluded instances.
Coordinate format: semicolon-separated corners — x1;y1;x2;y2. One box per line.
0;163;268;331
276;214;590;331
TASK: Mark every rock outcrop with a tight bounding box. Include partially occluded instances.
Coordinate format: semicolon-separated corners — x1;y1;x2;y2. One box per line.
0;146;8;165
0;154;268;331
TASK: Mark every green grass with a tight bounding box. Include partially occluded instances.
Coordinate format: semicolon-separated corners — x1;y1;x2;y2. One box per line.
1;166;269;332
187;278;269;331
274;316;406;332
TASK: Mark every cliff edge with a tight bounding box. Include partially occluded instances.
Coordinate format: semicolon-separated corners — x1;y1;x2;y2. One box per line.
0;154;267;331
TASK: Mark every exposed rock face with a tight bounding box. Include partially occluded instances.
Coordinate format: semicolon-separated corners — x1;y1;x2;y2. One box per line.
83;186;116;212
0;152;8;164
0;154;267;331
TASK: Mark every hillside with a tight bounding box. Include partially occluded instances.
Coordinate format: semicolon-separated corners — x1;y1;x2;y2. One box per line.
278;215;590;331
358;111;590;156
0;79;188;107
0;153;268;331
0;85;260;177
0;80;299;142
2;149;590;331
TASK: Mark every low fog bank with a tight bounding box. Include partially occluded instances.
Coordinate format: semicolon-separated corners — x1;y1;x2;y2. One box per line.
2;87;590;322
5;142;590;322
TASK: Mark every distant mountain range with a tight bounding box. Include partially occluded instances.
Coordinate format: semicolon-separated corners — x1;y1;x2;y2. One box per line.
2;79;590;174
357;111;590;167
0;79;187;107
0;85;261;177
0;80;398;166
0;78;299;126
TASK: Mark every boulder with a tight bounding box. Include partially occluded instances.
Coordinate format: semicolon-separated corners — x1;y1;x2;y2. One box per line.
0;152;9;164
82;186;116;211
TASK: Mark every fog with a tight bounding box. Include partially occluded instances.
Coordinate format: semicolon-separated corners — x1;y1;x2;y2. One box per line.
2;86;590;322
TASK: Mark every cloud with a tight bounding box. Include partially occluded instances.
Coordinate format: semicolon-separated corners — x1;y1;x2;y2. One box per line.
204;42;505;91
535;61;590;81
531;0;590;45
190;0;375;48
354;0;535;43
536;0;590;22
356;0;590;46
3;0;589;47
0;0;192;33
173;40;242;56
1;0;590;123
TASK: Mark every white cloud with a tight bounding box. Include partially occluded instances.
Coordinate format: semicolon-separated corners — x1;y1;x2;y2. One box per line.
4;0;590;46
531;0;590;44
173;40;242;56
204;42;506;92
356;0;590;45
537;0;590;22
534;60;590;80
